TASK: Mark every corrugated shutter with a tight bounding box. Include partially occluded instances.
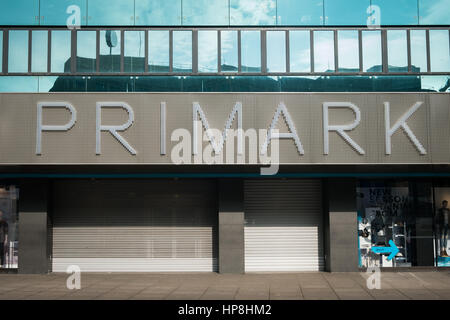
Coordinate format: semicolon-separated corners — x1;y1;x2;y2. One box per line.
52;179;217;272
244;179;324;272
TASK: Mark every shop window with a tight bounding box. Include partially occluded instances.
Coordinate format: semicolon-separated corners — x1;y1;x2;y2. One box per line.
99;30;121;73
0;186;19;269
221;31;238;72
357;180;435;268
433;184;450;267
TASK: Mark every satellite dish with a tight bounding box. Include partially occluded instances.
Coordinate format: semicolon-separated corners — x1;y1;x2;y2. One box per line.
105;30;118;48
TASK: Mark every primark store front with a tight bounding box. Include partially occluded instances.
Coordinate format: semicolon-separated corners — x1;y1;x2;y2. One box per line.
0;0;449;274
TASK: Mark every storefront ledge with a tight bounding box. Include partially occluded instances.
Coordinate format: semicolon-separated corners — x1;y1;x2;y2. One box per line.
358;267;450;272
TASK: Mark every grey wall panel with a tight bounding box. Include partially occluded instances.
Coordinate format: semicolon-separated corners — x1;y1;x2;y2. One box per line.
0;92;448;165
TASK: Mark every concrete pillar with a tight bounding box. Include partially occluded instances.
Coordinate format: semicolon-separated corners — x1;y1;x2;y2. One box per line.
218;179;244;274
18;180;51;274
324;179;359;272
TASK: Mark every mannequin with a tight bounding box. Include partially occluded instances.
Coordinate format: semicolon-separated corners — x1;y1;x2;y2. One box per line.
437;200;450;257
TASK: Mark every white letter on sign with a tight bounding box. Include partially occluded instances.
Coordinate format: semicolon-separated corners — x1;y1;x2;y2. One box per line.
96;102;137;155
192;102;242;155
384;101;426;155
323;102;365;155
36;102;77;155
261;102;304;156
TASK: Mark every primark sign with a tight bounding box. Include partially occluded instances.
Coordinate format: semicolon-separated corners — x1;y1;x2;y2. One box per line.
0;93;448;165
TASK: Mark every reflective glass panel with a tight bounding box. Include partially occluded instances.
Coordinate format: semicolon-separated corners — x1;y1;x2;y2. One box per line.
0;32;3;73
371;0;418;25
362;31;382;72
314;31;334;72
387;30;408;72
278;0;323;25
230;0;276;25
289;31;310;72
198;31;218;73
0;1;39;25
183;0;228;25
124;31;145;73
99;30;121;73
0;76;38;92
221;31;238;72
0;186;20;269
173;31;192;72
325;0;369;26
148;31;169;72
51;30;71;73
410;30;427;72
338;30;359;72
429;30;450;72
40;0;87;26
77;31;96;73
8;30;28;73
88;0;134;26
419;0;450;25
241;31;261;72
32;31;48;73
135;0;181;26
267;31;286;73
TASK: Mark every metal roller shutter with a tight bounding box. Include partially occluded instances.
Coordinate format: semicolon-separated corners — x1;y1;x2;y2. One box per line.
244;179;324;272
52;179;217;272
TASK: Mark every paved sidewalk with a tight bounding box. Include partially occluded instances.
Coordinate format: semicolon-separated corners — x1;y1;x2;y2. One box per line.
0;271;449;300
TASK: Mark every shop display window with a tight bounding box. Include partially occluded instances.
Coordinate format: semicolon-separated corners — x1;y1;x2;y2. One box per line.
433;183;450;267
0;186;19;269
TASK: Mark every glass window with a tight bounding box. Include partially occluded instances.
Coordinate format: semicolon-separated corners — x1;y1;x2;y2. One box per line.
429;30;450;72
8;30;28;73
419;0;450;25
0;76;38;92
357;180;435;268
32;31;48;73
221;31;238;72
76;31;96;73
337;30;359;72
183;0;228;25
313;31;334;72
371;0;418;25
0;1;39;25
289;31;310;72
362;30;382;72
325;0;369;26
173;31;192;72
267;31;286;73
241;31;261;72
124;31;145;73
148;31;169;72
51;30;71;73
433;183;450;266
40;0;87;26
0;31;3;73
135;0;181;26
278;0;323;25
0;186;19;269
410;30;427;73
198;31;218;73
88;0;134;26
99;30;121;73
387;30;408;72
230;0;276;25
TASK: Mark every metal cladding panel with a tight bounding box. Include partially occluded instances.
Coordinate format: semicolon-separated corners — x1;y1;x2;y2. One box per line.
244;179;324;271
52;179;218;272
